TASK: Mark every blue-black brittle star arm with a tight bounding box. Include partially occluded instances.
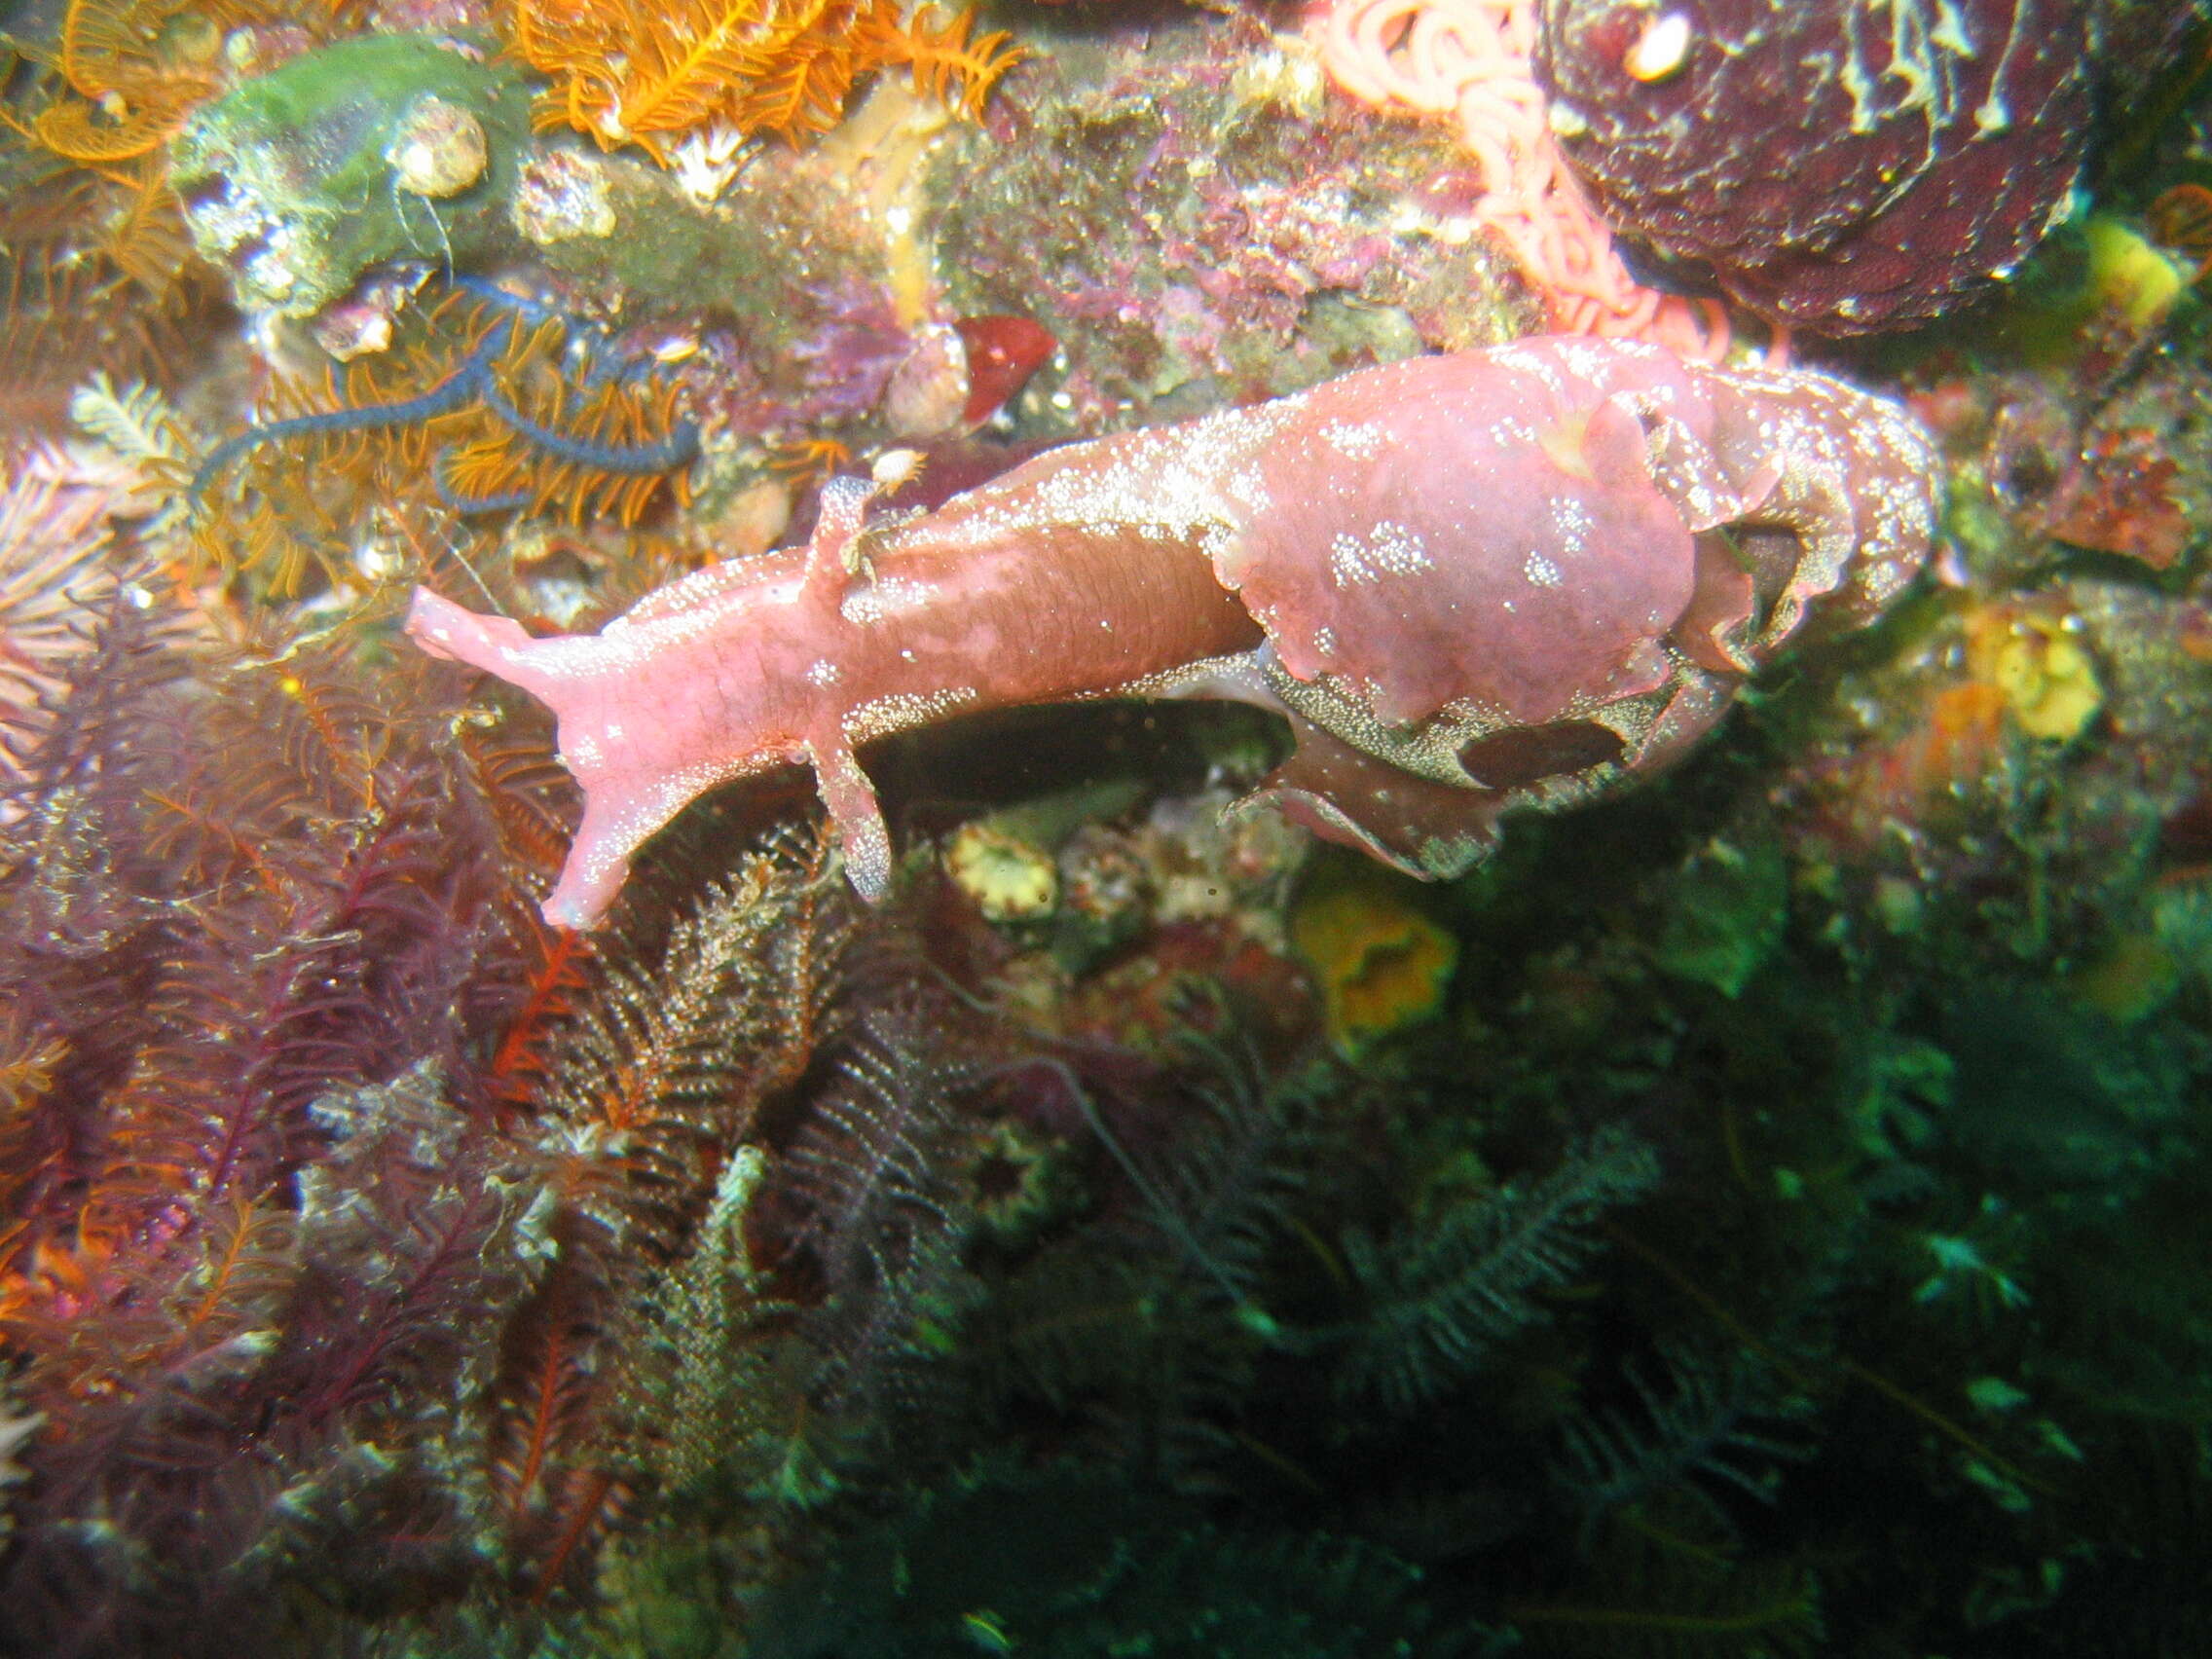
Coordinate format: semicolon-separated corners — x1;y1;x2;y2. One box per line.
475;379;702;476
453;275;661;388
190;331;504;498
191;283;698;505
430;458;538;519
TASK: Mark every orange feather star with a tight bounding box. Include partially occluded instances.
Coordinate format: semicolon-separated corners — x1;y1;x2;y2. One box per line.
506;0;1023;160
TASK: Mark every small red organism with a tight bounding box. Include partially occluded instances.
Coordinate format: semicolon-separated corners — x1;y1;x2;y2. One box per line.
2147;182;2212;277
954;313;1056;425
2042;428;2190;571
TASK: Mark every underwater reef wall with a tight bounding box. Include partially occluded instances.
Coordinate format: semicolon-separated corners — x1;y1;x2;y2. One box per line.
0;0;2210;1653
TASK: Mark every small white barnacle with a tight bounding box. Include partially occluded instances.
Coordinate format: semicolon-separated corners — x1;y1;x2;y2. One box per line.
1624;11;1692;83
1547;99;1591;138
385;94;489;199
871;447;927;491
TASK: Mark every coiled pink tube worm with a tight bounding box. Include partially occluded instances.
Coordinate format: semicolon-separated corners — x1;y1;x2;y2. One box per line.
407;337;1935;929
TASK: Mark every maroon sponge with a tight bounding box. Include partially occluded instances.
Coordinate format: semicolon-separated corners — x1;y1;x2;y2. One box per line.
1532;0;2094;334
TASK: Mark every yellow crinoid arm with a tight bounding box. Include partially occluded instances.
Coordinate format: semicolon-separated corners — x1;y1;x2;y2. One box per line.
510;0;632;147
616;0;838;148
878;0;1024;118
504;0;1018;159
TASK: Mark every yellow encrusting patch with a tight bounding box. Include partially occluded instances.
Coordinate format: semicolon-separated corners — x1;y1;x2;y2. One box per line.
1292;875;1458;1054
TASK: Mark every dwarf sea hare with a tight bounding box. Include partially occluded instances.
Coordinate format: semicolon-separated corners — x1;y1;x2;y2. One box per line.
408;337;1936;927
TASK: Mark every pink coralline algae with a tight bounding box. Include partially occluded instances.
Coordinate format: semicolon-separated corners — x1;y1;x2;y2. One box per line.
1311;0;1728;356
1532;0;2093;334
408;338;1936;928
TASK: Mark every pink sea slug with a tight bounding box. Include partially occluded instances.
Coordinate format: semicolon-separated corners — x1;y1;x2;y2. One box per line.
407;337;1936;929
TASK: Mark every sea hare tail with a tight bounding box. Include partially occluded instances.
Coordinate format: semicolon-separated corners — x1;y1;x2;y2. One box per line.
407;587;692;930
407;588;550;693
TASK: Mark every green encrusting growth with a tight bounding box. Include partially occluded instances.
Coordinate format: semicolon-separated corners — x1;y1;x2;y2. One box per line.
171;34;533;316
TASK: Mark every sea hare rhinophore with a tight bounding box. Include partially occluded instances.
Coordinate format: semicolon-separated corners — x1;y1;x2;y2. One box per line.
409;337;1936;927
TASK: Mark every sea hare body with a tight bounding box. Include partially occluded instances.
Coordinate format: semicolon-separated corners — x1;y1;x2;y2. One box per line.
408;337;1935;928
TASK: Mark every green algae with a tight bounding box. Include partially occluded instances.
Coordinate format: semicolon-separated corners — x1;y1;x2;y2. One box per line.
172;33;532;316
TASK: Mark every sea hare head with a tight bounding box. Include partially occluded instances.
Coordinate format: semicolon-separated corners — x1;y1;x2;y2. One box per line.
1214;337;1936;874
